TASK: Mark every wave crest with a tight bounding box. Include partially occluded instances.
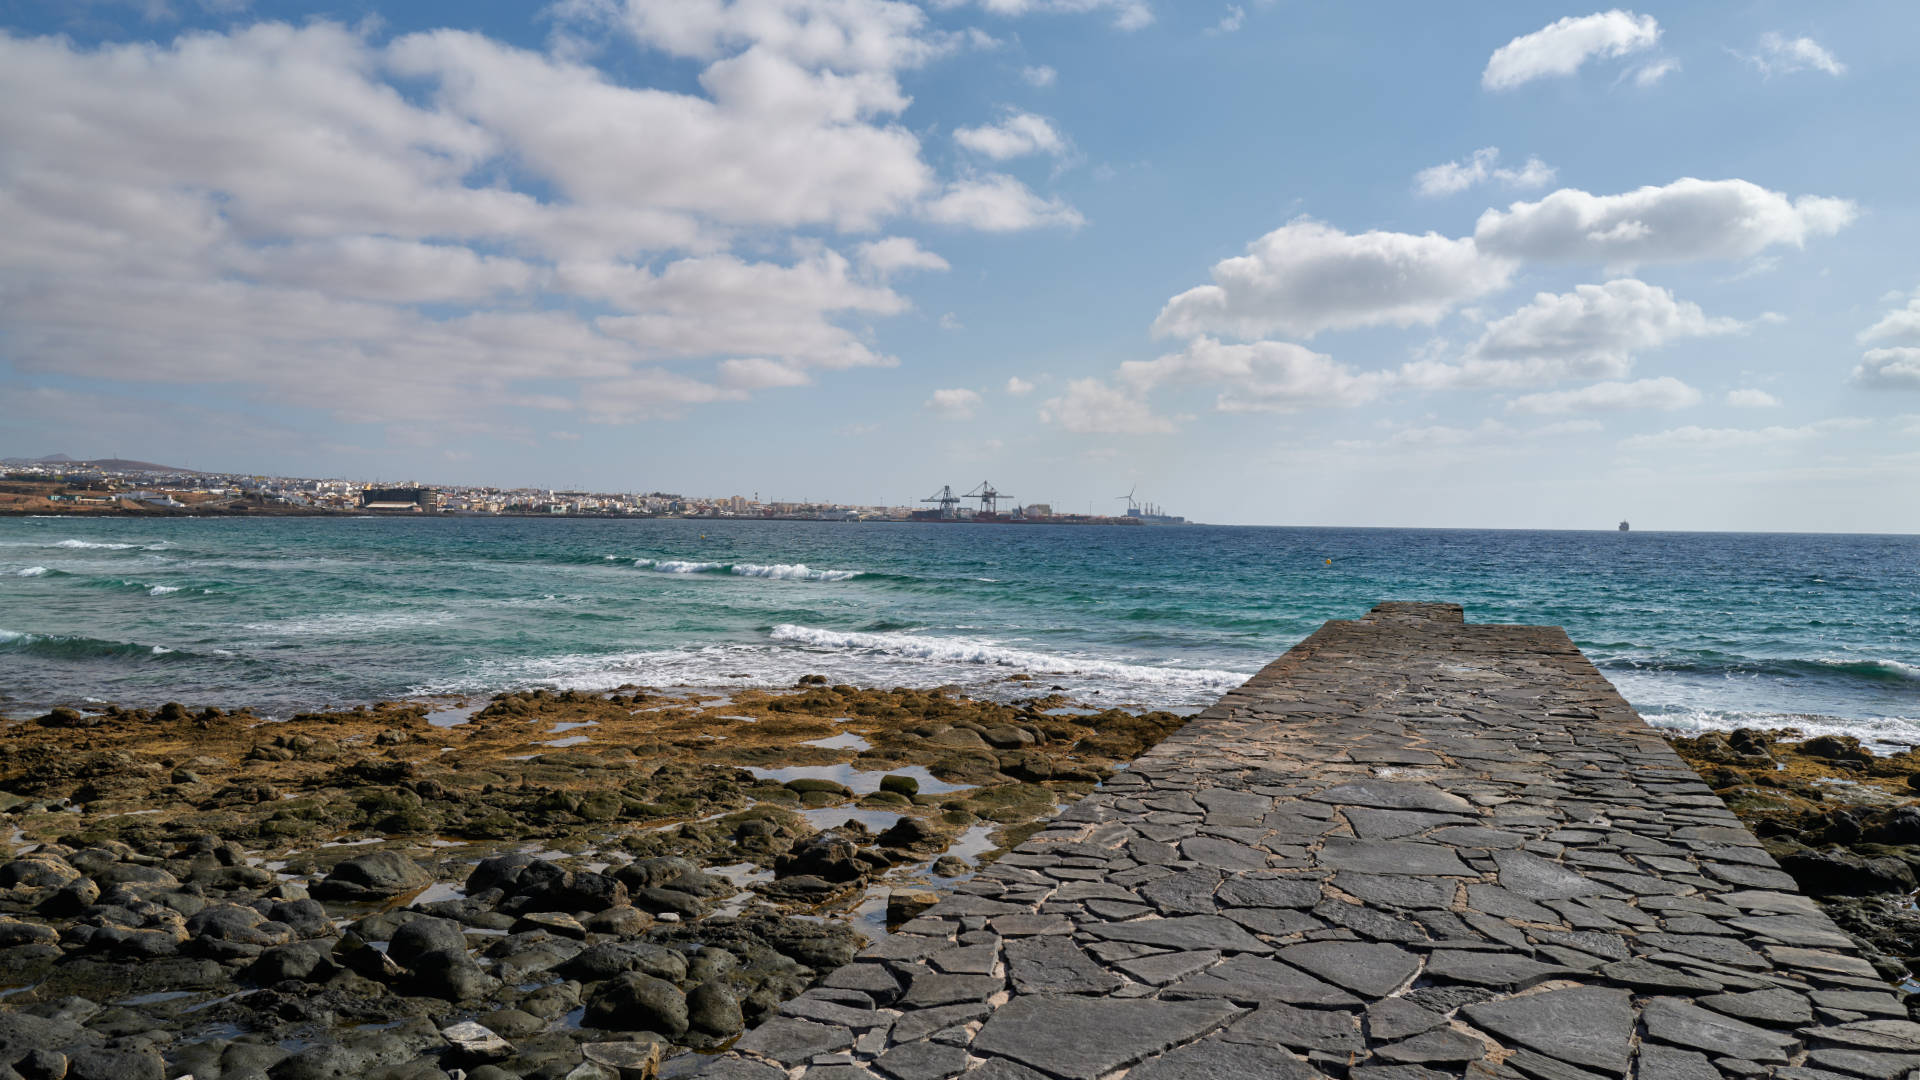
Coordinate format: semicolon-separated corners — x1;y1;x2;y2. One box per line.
769;624;1249;691
9;566;50;577
630;559;861;581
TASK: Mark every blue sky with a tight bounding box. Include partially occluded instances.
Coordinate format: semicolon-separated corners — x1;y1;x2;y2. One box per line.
2;0;1916;529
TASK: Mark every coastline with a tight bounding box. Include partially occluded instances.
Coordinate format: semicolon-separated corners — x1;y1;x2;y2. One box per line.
0;679;1185;1077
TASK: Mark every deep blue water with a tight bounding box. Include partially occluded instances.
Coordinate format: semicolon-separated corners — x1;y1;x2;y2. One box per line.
1;517;1915;745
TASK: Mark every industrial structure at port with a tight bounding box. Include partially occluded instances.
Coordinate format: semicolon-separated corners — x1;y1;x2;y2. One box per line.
910;481;1186;525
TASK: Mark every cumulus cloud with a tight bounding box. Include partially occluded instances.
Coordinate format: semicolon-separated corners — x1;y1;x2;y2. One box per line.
1626;57;1679;86
1119;337;1391;413
1151;218;1515;341
926;387;984;417
1482;10;1660;91
923;174;1084;230
1506;376;1701;414
1005;376;1035;395
1726;388;1782;408
1021;64;1056;86
1404;280;1743;389
1038;379;1176;434
1859;288;1920;345
1474;178;1856;268
1742;32;1845;77
857;236;950;276
953;110;1067;159
1855;349;1920;391
1414;148;1556;198
0;9;1061;430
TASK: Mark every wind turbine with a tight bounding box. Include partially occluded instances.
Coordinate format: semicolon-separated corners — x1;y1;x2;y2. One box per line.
1116;483;1140;514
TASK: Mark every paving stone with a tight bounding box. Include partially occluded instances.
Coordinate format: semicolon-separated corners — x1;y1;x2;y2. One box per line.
871;1040;969;1080
1344;809;1474;839
1373;1027;1489;1064
1333;872;1458;910
1365;997;1450;1041
1276;941;1422;997
1641;997;1799;1063
1492;851;1606;900
1003;936;1123;995
970;995;1242;1080
1698;987;1815;1025
732;1018;855;1066
1216;873;1323;909
1165;953;1362;1006
1311;780;1474;813
1082;914;1273;953
1127;1034;1330;1080
1632;1044;1720;1080
1113;949;1220;986
1463;986;1633;1074
1318;838;1474;876
1424;949;1577;990
1221;1002;1364;1052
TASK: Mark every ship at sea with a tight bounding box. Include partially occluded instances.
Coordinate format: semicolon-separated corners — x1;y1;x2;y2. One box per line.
1619;521;1630;532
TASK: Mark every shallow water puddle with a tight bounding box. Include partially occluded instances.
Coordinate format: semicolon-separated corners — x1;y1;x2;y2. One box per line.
745;763;970;795
802;733;871;752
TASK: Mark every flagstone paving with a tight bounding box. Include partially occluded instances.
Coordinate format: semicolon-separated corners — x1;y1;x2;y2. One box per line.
688;602;1917;1079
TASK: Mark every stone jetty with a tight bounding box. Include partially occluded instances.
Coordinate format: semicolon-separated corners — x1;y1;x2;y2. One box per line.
692;602;1919;1080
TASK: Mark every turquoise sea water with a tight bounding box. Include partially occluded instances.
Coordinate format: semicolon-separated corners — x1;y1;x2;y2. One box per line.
1;517;1915;746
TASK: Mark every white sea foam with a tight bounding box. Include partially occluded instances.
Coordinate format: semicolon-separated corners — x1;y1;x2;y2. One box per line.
243;611;455;635
1640;705;1920;754
9;567;49;577
147;585;182;596
732;563;861;582
768;624;1251;691
53;539;138;549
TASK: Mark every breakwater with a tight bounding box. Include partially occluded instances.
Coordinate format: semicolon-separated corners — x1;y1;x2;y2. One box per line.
695;602;1917;1079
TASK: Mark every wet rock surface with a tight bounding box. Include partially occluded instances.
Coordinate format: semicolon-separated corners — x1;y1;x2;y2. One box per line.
0;681;1184;1078
694;602;1918;1079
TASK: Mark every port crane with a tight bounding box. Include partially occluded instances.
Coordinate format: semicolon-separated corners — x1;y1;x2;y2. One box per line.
965;481;1012;516
922;485;962;519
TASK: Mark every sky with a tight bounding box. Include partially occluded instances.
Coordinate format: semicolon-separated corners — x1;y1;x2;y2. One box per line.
1;0;1916;531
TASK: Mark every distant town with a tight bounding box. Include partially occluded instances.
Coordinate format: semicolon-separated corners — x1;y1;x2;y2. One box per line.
0;455;1189;525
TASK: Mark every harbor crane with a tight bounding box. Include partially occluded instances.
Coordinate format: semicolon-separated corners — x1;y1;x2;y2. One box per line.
922;485;962;519
965;481;1011;515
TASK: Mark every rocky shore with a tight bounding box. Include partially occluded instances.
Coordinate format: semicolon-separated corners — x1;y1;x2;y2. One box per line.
1669;728;1920;989
0;680;1185;1079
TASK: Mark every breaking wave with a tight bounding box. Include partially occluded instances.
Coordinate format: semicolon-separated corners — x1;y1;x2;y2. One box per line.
768;624;1250;692
9;566;50;577
630;559;862;581
0;629;189;662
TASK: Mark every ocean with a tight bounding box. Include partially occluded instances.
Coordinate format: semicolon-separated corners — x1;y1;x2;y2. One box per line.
1;516;1915;747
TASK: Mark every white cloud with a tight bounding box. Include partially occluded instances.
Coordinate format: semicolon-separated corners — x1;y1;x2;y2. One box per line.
1482;10;1660;91
1506;376;1701;414
857;236;950;276
1005;376;1035;396
1210;5;1245;34
1726;388;1782;408
1622;424;1823;451
938;311;964;331
1860;288;1920;345
950;0;1154;32
1020;64;1056;86
922;174;1084;231
1414;148;1556;198
1039;379;1176;434
926;387;984;417
1404;280;1742;389
1119;337;1391;413
1474;179;1856;268
1855;348;1920;391
1152;217;1515;341
953;110;1067;159
717;357;811;390
1627;57;1679;86
1743;32;1845;77
0;11;1055;430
